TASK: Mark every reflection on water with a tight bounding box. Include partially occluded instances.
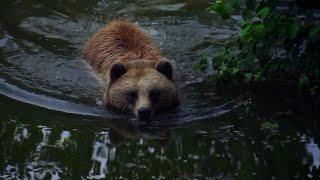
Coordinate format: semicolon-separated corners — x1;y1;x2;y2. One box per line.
87;131;111;179
36;126;51;151
0;109;320;179
13;124;29;143
306;138;320;171
24;162;63;180
1;125;67;179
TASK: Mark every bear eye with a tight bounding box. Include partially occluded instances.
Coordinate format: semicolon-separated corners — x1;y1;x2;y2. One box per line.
126;90;137;104
149;89;161;103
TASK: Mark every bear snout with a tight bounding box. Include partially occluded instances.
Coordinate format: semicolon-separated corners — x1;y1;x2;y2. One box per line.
137;107;152;122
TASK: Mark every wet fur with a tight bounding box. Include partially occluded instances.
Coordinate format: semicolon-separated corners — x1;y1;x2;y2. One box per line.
83;20;162;80
83;20;179;117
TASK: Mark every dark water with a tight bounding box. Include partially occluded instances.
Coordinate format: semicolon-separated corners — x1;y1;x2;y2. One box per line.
0;0;319;179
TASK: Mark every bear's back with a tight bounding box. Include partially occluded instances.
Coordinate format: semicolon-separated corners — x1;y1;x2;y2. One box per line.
83;20;162;75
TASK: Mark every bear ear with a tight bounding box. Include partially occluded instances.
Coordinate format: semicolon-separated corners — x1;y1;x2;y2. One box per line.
155;60;173;80
110;62;126;83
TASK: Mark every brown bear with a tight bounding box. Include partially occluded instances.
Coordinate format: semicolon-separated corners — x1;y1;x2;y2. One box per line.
83;20;180;121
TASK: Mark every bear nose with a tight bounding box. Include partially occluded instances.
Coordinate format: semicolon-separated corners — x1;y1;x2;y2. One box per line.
138;107;152;122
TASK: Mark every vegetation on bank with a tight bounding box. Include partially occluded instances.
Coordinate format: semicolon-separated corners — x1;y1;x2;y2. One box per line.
195;0;320;96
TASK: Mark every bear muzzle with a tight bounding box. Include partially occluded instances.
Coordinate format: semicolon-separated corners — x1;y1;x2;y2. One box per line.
137;107;152;122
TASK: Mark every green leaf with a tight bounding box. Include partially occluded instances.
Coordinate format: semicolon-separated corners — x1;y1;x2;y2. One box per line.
221;63;228;71
243;9;255;20
309;26;320;41
209;1;232;19
244;73;253;82
232;0;241;10
257;7;270;19
241;25;253;41
253;71;262;80
246;0;256;10
261;121;279;130
298;74;310;89
231;67;240;74
193;51;208;71
251;24;266;39
287;21;300;39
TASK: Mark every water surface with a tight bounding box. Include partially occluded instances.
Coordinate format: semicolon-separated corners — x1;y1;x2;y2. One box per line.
0;0;319;179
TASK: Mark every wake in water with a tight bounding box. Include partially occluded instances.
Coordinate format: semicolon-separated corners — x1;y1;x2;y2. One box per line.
0;77;241;127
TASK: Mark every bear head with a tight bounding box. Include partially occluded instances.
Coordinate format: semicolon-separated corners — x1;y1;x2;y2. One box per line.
105;59;179;122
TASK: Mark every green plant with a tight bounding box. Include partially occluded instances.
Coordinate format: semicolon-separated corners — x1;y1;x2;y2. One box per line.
260;121;279;130
198;0;320;93
193;50;209;71
243;97;253;114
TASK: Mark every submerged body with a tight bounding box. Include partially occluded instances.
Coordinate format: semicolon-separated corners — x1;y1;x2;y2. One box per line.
83;20;179;121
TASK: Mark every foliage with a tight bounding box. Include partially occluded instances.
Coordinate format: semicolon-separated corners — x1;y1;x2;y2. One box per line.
193;50;209;71
198;0;320;93
243;97;253;115
260;121;279;131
